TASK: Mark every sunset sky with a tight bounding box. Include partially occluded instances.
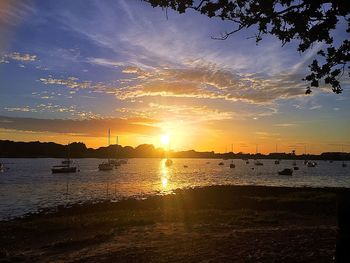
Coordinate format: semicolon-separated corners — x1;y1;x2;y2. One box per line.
0;0;349;154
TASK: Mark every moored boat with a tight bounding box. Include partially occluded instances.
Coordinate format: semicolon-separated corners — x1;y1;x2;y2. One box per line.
165;158;173;167
307;161;316;167
52;158;77;174
51;145;78;173
98;129;115;171
52;164;77;174
278;168;293;176
229;144;235;168
254;160;264;166
98;162;114;171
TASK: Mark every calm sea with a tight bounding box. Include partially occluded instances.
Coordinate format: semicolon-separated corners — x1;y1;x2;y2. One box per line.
0;158;349;220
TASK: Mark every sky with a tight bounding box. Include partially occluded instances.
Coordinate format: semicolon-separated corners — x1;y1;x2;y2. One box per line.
0;0;349;154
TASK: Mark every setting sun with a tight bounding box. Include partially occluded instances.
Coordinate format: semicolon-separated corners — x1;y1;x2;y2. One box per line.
160;134;170;146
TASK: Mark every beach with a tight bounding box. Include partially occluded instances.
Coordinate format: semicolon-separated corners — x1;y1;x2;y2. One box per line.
0;185;339;262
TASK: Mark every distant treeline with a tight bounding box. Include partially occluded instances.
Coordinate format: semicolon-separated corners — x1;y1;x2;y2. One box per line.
0;140;349;160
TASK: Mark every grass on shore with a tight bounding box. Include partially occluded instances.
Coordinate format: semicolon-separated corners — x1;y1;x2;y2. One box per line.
0;185;338;262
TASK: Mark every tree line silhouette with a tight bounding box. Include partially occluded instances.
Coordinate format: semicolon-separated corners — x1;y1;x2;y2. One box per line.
0;140;349;160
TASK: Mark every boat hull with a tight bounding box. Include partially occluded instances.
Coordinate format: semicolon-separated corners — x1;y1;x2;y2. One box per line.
98;163;114;171
51;167;77;173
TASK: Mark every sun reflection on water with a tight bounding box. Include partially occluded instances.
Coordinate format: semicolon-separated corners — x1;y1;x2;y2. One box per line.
160;159;169;189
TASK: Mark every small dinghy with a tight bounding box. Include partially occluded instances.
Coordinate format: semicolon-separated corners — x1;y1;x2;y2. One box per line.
254;160;263;166
278;168;293;176
218;162;224;166
165;158;173;167
307;161;316;167
98;162;114;171
293;166;299;170
230;163;235;168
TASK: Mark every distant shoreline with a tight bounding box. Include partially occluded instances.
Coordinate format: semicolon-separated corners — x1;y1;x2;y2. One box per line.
1;140;349;160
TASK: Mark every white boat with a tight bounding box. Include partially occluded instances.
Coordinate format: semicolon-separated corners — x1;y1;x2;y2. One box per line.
307;161;316;167
52;158;77;173
0;163;4;171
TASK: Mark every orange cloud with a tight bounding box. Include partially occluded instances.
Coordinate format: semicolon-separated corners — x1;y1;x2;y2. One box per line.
0;116;161;137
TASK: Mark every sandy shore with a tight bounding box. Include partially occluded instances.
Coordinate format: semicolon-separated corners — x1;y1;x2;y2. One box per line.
0;185;339;262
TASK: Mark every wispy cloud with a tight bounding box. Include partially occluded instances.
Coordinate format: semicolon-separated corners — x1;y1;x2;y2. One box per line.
39;77;92;90
116;102;234;123
274;123;298;127
39;62;307;106
0;115;160;137
0;52;37;63
4;103;102;119
115;63;307;104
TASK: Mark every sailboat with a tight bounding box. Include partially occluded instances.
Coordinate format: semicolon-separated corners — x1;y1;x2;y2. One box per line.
98;129;114;171
341;145;347;168
51;144;78;173
164;140;173;167
254;144;264;166
109;136;121;167
230;144;235;168
303;145;308;165
274;144;280;164
165;158;173;166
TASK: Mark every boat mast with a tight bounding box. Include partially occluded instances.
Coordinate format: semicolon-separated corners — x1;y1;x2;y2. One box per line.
116;136;118;159
67;142;70;162
231;144;234;163
108;128;111;161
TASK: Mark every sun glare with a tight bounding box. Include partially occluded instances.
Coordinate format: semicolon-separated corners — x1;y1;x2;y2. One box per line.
160;134;170;146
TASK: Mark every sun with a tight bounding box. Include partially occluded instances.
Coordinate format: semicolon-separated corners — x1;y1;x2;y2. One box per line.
160;134;170;146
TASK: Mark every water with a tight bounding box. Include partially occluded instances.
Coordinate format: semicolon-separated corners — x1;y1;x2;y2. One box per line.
0;158;349;220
